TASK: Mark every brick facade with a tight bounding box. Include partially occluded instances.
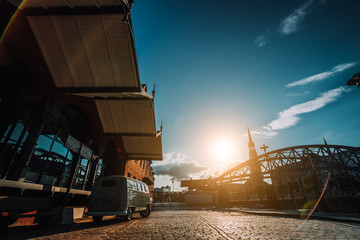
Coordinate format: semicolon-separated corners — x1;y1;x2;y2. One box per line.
125;160;154;193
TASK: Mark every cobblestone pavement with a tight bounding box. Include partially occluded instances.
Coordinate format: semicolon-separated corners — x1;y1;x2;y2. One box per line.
6;210;360;240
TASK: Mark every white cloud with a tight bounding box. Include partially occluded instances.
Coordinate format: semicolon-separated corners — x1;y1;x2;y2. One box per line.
287;62;357;87
278;0;316;35
197;160;241;179
255;0;326;47
251;126;279;138
255;31;271;47
269;86;351;130
153;152;207;180
252;86;352;138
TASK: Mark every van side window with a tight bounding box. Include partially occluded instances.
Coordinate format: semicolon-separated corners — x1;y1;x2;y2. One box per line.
144;185;149;193
101;180;116;187
140;184;145;192
127;179;136;190
136;182;141;191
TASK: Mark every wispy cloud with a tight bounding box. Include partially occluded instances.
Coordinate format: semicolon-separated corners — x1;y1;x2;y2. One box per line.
252;126;279;138
153;152;207;180
269;86;350;130
197;159;242;180
255;31;271;47
278;0;320;35
287;62;357;87
253;86;352;138
255;0;326;47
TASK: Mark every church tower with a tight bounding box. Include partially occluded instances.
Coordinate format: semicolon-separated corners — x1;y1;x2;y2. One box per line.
248;127;258;160
247;127;262;182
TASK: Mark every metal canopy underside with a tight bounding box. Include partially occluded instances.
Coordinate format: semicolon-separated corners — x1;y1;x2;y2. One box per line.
27;14;140;92
10;0;140;94
10;0;162;160
74;91;152;99
123;135;163;160
95;98;155;135
95;97;163;160
8;0;126;9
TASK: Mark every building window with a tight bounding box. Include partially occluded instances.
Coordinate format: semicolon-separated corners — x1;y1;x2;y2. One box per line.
24;106;96;189
72;157;89;190
25;129;74;186
0;120;29;178
95;159;104;179
127;172;131;178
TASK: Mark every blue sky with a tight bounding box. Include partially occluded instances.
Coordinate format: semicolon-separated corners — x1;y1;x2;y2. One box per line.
131;0;360;190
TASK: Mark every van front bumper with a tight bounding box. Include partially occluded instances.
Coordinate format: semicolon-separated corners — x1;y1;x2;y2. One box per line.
85;211;127;216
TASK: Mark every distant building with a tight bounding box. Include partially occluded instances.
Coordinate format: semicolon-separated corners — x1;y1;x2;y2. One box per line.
181;178;213;191
162;186;171;192
154;186;171;192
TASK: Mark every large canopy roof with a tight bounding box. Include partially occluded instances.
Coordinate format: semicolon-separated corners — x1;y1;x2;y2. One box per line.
27;13;140;92
7;0;162;160
8;0;140;94
8;0;128;8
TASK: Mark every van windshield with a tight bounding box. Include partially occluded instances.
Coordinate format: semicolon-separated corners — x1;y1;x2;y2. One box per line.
100;179;117;187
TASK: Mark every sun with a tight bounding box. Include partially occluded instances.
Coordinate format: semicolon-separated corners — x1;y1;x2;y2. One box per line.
213;139;236;160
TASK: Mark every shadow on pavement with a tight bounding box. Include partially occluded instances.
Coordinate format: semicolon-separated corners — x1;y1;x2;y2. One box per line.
5;216;137;239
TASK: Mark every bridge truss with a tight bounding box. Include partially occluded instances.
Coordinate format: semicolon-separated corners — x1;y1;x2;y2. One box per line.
180;144;360;210
213;144;360;211
215;144;360;185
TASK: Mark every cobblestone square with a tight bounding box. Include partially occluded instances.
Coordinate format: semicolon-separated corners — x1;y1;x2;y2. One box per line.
6;210;360;240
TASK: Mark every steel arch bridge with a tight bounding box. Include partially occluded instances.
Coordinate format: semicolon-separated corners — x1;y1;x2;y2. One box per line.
215;144;360;185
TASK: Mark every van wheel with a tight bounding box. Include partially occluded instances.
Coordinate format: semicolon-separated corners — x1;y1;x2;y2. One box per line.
125;208;133;221
140;205;151;218
93;216;103;223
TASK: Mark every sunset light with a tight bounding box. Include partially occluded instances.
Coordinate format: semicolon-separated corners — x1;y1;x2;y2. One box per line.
213;139;236;161
1;0;360;238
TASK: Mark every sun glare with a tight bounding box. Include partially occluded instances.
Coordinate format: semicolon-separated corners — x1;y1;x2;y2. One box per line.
213;139;236;161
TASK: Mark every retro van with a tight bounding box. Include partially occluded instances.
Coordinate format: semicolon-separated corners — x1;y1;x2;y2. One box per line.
86;175;151;222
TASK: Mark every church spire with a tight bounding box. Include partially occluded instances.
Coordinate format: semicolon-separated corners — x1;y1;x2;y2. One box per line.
247;126;262;184
323;137;328;146
247;126;258;159
248;127;254;147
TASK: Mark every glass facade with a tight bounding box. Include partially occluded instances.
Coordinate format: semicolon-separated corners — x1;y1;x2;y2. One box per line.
96;159;104;179
0;105;103;191
72;157;89;190
0;120;28;178
24;132;74;187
